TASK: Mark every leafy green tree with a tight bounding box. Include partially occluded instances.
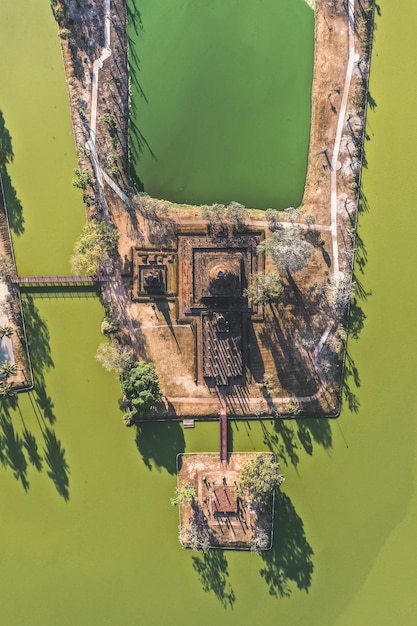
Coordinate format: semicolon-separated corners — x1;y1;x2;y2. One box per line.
0;325;14;339
287;398;301;416
101;113;117;130
171;483;196;506
0;362;17;378
71;220;119;275
95;341;133;375
121;361;162;418
258;228;314;275
237;454;284;503
100;316;121;335
244;271;283;306
72;167;93;190
0;254;16;281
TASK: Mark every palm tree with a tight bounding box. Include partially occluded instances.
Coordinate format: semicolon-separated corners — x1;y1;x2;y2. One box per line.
0;362;17;378
0;381;16;398
0;325;14;339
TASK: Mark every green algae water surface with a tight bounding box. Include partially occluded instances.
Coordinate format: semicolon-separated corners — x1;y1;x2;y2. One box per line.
1;1;417;625
128;0;314;209
0;0;85;275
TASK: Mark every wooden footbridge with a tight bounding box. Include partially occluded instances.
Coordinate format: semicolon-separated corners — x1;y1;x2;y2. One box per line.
11;275;108;287
218;389;228;469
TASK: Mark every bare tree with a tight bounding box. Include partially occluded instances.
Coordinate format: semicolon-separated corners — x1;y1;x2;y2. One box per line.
258;228;314;275
244;271;283;306
95;340;134;375
225;201;248;228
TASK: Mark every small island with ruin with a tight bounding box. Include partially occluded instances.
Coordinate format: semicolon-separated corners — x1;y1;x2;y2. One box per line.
175;453;283;552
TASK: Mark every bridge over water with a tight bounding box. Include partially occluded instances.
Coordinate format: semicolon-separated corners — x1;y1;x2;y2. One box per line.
10;275;107;287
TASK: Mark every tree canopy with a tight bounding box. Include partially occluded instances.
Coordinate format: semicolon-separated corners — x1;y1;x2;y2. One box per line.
244;271;283;306
0;254;16;281
71;220;119;275
201;201;248;228
171;483;196;506
237;454;284;503
258;228;314;275
121;361;162;418
95;340;133;375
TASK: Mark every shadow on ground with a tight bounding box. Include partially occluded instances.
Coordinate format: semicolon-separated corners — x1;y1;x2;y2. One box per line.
192;549;236;609
135;421;185;474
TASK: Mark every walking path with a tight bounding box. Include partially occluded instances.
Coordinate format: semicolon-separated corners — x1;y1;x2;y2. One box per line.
85;0;128;210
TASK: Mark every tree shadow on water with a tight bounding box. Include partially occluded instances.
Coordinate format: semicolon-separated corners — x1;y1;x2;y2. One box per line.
135;421;185;474
22;428;43;472
260;416;332;470
192;550;236;609
22;295;56;424
259;491;314;598
0;110;14;164
1;167;25;236
0;110;25;236
0;413;29;491
43;427;70;501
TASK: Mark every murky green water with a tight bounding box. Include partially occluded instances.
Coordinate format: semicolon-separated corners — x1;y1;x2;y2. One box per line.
128;0;314;209
0;0;85;275
0;1;416;625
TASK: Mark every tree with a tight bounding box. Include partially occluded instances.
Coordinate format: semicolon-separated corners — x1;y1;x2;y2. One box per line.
0;381;16;398
250;529;270;552
0;254;16;281
71;220;119;275
265;209;283;232
121;361;162;418
237;454;284;504
100;316;121;335
95;341;133;375
201;203;225;225
0;325;14;339
329;275;356;311
284;206;301;224
201;201;248;228
171;483;196;506
244;271;283;306
0;362;17;378
225;201;248;228
287;398;301;416
179;523;210;551
72;167;93;190
258;228;314;275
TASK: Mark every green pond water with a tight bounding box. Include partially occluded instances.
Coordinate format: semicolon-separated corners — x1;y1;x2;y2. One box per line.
128;0;314;209
1;1;417;625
